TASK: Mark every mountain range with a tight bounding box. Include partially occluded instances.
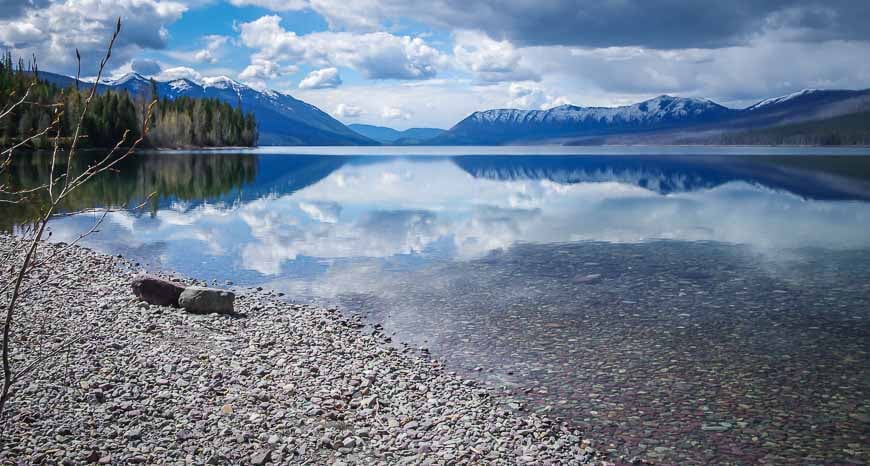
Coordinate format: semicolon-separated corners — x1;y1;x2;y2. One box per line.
432;89;870;145
37;71;376;146
348;124;444;144
35;70;870;146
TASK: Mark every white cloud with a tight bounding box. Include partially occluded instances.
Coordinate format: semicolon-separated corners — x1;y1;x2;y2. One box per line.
0;0;187;75
192;35;228;64
333;103;363;118
295;80;517;128
453;30;539;83
506;82;571;110
381;106;411;120
305;0;385;31
239;15;447;80
229;1;870;118
228;0;307;11
238;57;298;88
155;66;202;82
299;67;342;89
523;36;870;107
0;21;43;46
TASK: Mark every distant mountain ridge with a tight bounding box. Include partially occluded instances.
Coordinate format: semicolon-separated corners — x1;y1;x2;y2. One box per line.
31;68;870;146
432;90;870;145
348;124;444;144
37;71;376;146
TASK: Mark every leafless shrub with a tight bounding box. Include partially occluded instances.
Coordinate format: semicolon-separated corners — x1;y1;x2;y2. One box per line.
0;18;155;420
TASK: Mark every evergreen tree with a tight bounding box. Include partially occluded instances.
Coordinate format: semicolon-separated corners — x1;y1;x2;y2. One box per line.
0;57;258;149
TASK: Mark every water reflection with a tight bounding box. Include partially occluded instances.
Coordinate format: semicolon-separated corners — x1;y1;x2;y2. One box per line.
4;150;870;464
30;153;870;269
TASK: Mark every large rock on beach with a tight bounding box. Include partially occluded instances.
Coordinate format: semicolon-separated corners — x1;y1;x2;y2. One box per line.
131;275;185;307
178;286;235;314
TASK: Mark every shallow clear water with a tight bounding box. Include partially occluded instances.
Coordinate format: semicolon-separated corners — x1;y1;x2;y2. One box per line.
4;147;870;464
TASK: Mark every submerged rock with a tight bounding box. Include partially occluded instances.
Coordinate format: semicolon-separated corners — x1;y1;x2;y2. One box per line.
131;275;185;307
179;286;236;315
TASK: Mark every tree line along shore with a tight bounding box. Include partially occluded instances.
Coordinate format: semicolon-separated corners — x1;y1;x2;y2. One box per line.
0;53;258;150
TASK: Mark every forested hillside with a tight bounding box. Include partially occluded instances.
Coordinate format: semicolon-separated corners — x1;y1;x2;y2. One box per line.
148;95;258;148
693;110;870;146
0;53;257;149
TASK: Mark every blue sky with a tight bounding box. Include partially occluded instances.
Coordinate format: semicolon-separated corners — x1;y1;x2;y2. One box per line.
3;1;870;129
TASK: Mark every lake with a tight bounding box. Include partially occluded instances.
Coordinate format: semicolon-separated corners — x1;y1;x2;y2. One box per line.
3;147;870;464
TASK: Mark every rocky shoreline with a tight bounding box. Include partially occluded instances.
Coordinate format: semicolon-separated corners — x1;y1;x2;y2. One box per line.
0;235;602;465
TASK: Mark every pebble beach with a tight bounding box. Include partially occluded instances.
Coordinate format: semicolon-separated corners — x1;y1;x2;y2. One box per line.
0;235;602;465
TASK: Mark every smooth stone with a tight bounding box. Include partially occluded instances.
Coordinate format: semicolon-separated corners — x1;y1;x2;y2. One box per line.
131;275;185;307
179;287;236;315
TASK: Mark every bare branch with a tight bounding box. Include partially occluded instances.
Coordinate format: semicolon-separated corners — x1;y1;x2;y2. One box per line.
11;334;86;385
61;17;123;195
0;83;33;121
60;100;155;198
0;192;157;299
0;17;128;420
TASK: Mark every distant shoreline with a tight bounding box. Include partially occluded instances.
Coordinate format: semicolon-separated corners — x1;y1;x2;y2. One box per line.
150;143;870;151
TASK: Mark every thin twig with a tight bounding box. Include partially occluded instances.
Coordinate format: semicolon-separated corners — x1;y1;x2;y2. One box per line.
0;84;33;121
0;18;128;420
0;192;157;298
61;18;122;196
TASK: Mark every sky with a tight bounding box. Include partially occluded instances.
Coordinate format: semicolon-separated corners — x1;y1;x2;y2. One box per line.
2;0;870;129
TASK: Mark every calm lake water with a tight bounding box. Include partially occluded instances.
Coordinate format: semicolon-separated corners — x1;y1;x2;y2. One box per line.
4;147;870;464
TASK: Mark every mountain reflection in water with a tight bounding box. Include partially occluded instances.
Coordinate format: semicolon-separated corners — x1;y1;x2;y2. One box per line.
3;149;869;464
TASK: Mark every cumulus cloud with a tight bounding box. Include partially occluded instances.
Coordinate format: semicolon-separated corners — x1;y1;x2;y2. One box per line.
239;15;447;80
238;57;298;87
155;66;202;82
0;21;43;46
453;30;539;83
299;67;342;89
381;106;411;120
333;103;364;118
506;82;570;110
192;35;228;64
0;0;187;75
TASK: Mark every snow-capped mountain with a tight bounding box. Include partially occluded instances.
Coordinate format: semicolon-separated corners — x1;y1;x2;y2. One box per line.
435;95;736;144
44;71;376;146
433;90;870;145
741;89;870;121
27;69;870;146
746;89;823;110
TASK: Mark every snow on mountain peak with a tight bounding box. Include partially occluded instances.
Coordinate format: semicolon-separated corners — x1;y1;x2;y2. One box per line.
103;72;148;85
168;79;193;92
468;95;729;126
201;75;246;90
747;89;821;110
